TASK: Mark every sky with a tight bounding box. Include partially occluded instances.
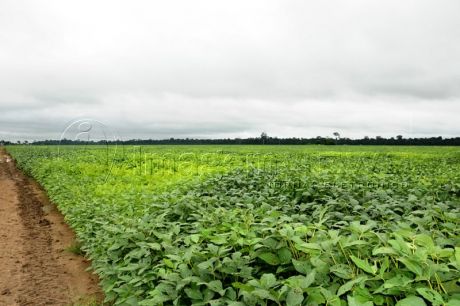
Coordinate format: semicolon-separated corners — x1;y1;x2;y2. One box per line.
0;0;459;141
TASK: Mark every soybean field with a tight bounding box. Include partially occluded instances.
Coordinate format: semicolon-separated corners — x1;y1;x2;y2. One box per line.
6;145;460;306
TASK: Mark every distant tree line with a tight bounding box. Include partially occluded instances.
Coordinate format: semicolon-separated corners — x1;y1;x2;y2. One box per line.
1;134;460;146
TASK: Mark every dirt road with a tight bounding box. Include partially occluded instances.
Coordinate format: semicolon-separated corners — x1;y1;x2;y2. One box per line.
0;148;103;306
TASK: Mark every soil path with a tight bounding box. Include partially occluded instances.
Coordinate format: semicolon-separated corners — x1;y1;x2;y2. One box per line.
0;148;103;306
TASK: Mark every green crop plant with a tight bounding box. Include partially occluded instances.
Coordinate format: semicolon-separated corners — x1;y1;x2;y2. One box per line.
6;145;460;305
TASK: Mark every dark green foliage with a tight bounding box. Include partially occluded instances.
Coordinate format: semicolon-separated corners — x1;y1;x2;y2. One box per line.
6;145;460;305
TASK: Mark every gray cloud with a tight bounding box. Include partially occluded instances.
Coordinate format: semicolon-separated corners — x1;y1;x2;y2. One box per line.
0;0;459;141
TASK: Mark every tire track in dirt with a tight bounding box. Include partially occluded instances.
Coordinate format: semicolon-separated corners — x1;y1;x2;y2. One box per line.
0;148;103;306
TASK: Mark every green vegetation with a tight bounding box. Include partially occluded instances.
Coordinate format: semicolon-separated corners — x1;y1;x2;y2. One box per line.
70;295;102;306
66;240;85;256
7;145;460;305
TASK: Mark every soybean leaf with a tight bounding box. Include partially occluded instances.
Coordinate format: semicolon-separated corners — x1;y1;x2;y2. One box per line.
347;295;374;306
350;255;377;275
260;273;277;289
258;252;280;265
416;288;444;305
395;296;426;306
337;276;367;296
286;288;304;306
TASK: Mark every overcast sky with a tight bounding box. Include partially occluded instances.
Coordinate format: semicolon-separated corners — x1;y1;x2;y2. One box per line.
1;0;459;141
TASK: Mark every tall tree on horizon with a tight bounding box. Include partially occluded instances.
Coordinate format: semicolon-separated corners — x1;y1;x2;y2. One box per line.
260;132;268;145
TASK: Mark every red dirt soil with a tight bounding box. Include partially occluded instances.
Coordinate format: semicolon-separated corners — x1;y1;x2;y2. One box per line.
0;148;103;306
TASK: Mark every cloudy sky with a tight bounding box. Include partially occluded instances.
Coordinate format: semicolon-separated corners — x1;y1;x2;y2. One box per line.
0;0;459;141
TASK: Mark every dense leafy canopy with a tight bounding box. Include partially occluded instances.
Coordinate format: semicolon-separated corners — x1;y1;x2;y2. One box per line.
7;145;460;305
